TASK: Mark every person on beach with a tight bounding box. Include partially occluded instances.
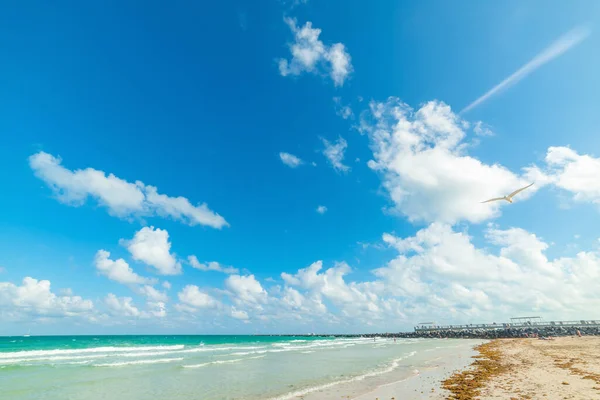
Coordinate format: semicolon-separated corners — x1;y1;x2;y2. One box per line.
577;329;582;337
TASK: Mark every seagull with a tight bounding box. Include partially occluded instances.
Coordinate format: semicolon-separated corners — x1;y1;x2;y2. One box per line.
481;183;534;204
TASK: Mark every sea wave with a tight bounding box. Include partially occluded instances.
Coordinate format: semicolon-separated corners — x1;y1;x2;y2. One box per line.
0;345;185;360
93;357;184;367
183;355;266;368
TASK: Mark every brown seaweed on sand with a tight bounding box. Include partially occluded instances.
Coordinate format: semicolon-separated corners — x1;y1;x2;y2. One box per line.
441;340;508;399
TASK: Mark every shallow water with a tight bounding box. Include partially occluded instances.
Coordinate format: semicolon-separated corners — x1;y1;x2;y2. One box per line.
0;335;480;400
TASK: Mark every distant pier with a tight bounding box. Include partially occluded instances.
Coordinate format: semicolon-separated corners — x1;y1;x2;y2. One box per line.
256;317;600;339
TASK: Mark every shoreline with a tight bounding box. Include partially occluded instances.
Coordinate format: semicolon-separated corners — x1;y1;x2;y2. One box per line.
297;339;486;400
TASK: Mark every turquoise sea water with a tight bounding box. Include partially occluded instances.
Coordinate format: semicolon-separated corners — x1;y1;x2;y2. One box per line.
0;335;478;399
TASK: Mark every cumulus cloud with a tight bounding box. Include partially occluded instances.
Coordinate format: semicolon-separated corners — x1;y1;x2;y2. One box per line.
225;275;268;305
373;223;600;322
361;98;545;224
0;277;94;319
148;301;167;318
137;285;169;303
177;285;219;309
322;136;350;172
29;151;228;229
316;205;327;214
279;152;303;168
231;307;249;320
282;261;380;321
94;250;156;285
543;146;600;205
122;227;181;275
278;18;352;86
105;294;142;317
188;256;239;274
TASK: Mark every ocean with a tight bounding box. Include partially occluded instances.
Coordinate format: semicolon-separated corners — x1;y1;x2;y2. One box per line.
0;335;481;399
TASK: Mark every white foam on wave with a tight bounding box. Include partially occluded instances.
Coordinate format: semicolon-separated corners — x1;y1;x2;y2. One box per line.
0;345;185;360
183;355;266;369
93;357;183;367
0;344;270;366
266;351;417;400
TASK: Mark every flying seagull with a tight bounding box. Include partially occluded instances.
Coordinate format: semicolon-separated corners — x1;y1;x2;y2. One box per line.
481;183;534;204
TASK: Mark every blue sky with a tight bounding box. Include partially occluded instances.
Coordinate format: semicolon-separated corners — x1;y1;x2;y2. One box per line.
1;1;600;335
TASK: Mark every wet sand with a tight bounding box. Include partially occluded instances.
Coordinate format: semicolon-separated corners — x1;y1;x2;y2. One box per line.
299;340;485;400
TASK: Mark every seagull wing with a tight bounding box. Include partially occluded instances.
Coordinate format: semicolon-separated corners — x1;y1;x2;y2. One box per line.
481;197;505;204
507;182;534;198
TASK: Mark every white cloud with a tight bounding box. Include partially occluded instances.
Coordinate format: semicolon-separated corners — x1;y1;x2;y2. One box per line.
231;307;249;320
188;256;239;274
462;26;590;113
177;285;218;309
148;301;167;318
361;98;545;224
162;281;172;290
281;261;381;321
0;277;94;319
322;136;350;172
94;250;156;285
278;18;352;86
138;285;168;303
122;227;182;275
473;121;494;136
543;146;600;205
105;294;142;317
225;275;268;305
373;223;600;322
279;152;303;168
316;205;327;214
333;97;353;119
29;152;228;229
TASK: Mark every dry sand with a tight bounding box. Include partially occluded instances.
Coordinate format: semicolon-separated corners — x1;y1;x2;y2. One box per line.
445;336;600;400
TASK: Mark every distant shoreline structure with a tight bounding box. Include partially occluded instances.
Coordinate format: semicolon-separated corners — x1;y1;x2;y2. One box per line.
256;318;600;339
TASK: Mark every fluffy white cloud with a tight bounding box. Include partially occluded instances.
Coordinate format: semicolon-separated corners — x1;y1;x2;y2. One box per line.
105;294;142;317
374;223;600;322
148;301;167;318
225;275;268;305
29;152;228;229
0;277;94;319
278;18;352;86
279;152;303;168
94;250;155;285
231;307;249;320
137;285;168;303
316;205;327;214
543;146;600;205
361;98;545;224
188;256;239;274
122;227;181;275
282;261;380;320
322;136;350;172
162;281;171;290
177;285;218;309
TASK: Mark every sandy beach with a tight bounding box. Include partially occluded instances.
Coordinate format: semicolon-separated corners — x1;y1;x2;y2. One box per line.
443;336;600;399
